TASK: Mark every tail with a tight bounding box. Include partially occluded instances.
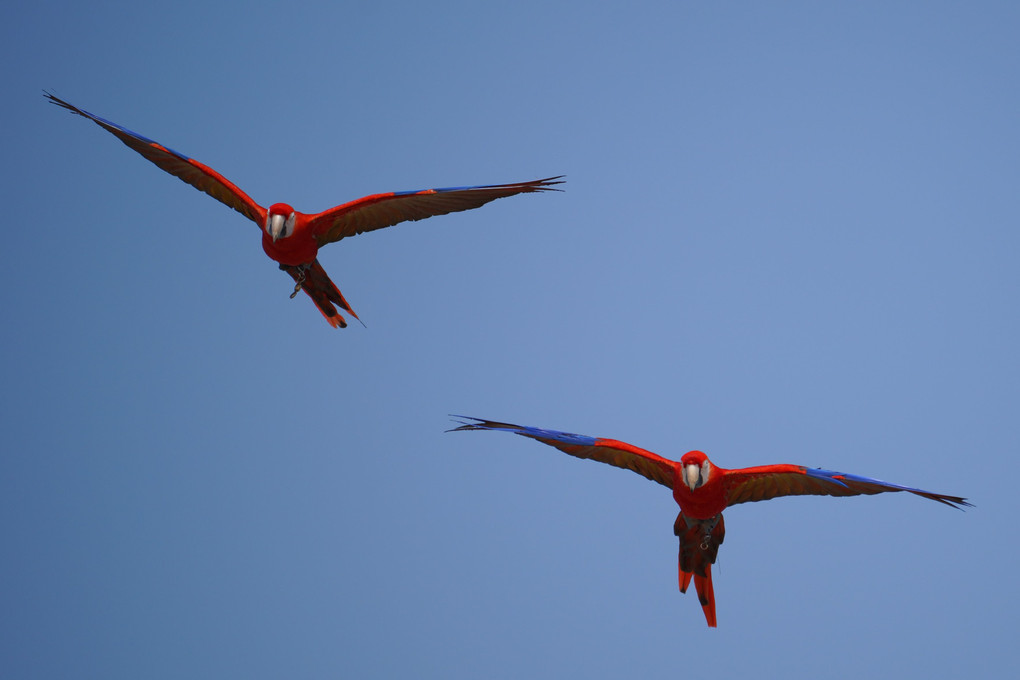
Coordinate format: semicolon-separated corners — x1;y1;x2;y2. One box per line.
281;260;362;329
692;572;717;628
674;512;725;628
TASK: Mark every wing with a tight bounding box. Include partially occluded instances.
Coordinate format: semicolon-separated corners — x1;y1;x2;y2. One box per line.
450;416;675;489
724;464;971;509
308;176;564;246
46;93;265;225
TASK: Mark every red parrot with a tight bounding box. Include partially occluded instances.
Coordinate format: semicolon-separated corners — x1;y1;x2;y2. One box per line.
46;93;562;328
450;417;971;627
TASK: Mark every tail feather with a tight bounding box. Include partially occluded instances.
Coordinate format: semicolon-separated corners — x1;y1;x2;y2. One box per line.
693;571;717;628
281;259;362;329
674;512;725;628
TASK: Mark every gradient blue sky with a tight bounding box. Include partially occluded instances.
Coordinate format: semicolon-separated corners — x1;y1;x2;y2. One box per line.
2;1;1017;678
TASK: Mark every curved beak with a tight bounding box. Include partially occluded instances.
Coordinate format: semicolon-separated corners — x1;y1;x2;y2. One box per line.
683;463;702;492
266;214;287;242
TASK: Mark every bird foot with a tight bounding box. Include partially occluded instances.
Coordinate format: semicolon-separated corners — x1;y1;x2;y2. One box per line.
288;265;309;299
681;516;718;551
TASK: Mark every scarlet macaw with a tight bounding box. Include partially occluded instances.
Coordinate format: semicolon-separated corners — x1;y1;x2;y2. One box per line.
450;417;970;627
46;93;562;327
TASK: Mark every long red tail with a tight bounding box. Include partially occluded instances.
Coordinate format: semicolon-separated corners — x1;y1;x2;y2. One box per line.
281;259;361;329
674;512;725;628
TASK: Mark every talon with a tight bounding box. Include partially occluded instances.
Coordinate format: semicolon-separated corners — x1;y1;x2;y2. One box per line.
289;265;308;299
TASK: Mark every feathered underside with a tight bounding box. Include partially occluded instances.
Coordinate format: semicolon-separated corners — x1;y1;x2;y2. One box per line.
310;177;564;245
45;92;265;224
449;416;676;489
674;512;724;628
724;464;972;509
279;260;361;329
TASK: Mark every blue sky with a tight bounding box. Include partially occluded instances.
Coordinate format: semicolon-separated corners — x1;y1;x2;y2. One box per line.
2;1;1017;677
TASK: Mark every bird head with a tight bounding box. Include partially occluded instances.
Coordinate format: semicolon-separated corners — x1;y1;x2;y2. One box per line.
265;203;297;242
680;451;712;492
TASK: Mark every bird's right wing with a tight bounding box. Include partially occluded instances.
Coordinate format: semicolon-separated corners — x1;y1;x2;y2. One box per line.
450;416;676;489
47;93;266;225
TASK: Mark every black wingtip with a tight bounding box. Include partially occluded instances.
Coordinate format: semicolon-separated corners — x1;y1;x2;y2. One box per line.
532;175;565;191
446;414;482;433
44;91;83;117
928;494;973;511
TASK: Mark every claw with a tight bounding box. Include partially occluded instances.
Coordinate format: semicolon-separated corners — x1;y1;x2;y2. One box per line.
288;265;308;299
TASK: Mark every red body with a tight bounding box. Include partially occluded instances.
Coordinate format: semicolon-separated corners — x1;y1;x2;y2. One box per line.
673;452;728;519
261;212;320;266
48;93;561;327
453;417;971;628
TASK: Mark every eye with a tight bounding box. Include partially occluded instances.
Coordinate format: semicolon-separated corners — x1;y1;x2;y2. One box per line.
700;460;711;484
285;212;296;236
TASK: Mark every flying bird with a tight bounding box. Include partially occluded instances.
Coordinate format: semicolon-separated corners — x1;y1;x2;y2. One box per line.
46;93;562;328
450;416;971;627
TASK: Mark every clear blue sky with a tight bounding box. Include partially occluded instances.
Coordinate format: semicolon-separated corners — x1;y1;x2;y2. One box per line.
2;1;1016;678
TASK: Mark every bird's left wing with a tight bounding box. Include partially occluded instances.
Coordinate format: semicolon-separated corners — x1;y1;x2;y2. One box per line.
308;176;563;246
450;416;676;489
724;464;971;509
46;93;266;225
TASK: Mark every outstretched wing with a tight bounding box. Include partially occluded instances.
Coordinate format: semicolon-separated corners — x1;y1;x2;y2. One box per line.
724;464;971;509
308;176;564;246
450;416;675;489
46;93;265;225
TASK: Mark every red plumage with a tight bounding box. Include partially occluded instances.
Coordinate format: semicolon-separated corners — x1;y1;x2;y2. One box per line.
47;93;561;327
452;417;971;628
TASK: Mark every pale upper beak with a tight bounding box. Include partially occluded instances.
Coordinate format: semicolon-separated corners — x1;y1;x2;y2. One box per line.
683;463;703;492
267;214;287;242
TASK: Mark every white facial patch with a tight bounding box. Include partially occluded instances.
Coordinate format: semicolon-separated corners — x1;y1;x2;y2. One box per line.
265;212;296;241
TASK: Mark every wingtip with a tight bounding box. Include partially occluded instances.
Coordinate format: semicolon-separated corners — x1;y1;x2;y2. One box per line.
531;175;566;191
447;415;485;432
946;496;974;511
43;91;73;111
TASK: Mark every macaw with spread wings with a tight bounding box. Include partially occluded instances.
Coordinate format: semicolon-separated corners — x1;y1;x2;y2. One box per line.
451;417;971;627
46;93;561;328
